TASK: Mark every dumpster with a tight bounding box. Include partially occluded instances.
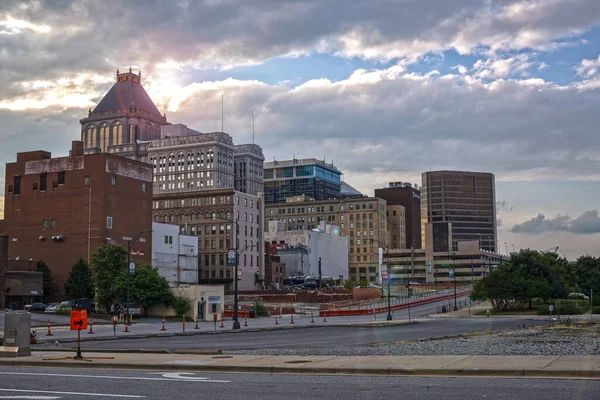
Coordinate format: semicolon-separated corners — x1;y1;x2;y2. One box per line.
249;310;256;318
441;305;447;313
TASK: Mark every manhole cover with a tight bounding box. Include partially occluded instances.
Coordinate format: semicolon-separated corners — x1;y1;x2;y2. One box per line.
284;360;312;364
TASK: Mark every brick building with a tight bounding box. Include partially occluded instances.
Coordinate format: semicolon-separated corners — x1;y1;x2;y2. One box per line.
374;181;421;249
1;141;152;299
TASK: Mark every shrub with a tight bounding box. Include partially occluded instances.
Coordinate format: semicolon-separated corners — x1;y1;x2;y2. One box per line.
252;301;269;317
592;306;600;314
171;295;191;318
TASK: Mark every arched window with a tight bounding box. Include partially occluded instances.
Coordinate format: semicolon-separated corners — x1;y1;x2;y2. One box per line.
129;124;137;143
99;124;110;151
112;122;123;146
85;126;93;148
90;126;97;148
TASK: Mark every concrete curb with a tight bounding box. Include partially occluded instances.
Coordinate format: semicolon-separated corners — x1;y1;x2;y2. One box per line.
35;320;420;345
0;359;597;379
24;348;222;355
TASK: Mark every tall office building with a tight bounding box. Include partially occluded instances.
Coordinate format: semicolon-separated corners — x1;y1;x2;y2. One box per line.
375;181;421;249
421;171;497;252
263;158;342;204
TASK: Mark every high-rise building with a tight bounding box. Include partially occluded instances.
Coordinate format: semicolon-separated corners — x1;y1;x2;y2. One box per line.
375;181;421;249
386;205;407;250
263;158;342;204
421;171;497;252
265;195;387;282
1;141;153;298
152;189;264;290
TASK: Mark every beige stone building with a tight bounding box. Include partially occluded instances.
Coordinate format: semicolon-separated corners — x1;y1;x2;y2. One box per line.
387;205;407;250
265;195;387;282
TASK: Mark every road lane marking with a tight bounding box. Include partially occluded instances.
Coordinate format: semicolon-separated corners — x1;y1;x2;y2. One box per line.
0;372;230;384
0;396;61;399
0;389;142;398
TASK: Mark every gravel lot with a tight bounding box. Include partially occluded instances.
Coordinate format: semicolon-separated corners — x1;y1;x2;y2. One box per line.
226;323;600;356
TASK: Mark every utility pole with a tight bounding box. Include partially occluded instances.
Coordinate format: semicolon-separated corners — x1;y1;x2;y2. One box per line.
592;288;594;322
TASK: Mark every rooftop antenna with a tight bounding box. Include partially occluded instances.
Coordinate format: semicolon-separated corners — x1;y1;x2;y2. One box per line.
221;94;224;133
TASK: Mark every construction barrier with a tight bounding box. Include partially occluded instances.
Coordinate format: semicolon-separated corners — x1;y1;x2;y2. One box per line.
160;317;166;331
88;315;94;335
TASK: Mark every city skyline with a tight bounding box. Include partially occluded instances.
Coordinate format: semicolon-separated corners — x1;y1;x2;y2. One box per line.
0;1;599;259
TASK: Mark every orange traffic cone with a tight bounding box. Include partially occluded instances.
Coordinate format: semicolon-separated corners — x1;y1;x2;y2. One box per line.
244;317;248;327
160;317;166;331
219;318;225;328
323;316;327;323
275;316;279;325
311;313;315;323
46;319;53;336
195;319;199;330
123;323;129;333
88;315;94;334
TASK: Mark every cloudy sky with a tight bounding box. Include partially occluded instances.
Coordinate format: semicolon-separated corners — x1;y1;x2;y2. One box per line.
1;0;600;259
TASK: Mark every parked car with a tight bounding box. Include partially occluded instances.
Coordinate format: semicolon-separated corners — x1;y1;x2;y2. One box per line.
69;298;95;313
25;303;46;312
44;303;60;313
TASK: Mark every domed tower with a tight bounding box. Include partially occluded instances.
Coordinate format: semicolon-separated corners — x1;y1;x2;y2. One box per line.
79;68;169;162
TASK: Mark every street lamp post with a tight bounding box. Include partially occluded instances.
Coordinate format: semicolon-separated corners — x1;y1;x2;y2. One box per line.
370;239;392;321
451;248;458;312
123;230;151;326
214;214;257;330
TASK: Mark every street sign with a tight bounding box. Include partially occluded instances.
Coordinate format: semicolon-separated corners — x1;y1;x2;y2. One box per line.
449;269;454;278
237;268;242;280
208;296;221;304
129;261;136;276
227;249;236;267
70;310;87;331
549;305;554;312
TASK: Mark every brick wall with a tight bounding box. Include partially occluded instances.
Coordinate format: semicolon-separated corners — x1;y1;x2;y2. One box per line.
0;235;7;308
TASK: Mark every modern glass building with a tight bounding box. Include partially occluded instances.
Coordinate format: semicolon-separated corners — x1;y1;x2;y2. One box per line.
264;158;342;204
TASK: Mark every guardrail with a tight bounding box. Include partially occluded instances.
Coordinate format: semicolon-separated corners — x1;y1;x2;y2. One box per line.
319;291;472;317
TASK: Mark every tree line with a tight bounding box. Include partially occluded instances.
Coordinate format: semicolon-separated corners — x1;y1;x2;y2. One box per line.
40;244;173;315
471;249;600;311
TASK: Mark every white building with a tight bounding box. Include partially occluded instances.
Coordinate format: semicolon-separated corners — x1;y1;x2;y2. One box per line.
265;221;349;282
152;222;198;287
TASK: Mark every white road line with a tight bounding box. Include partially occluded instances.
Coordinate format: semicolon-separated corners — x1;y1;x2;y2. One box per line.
0;396;61;399
0;372;230;383
0;389;142;398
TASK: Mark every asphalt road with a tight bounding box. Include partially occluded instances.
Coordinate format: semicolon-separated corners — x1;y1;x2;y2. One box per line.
0;366;597;399
52;317;545;351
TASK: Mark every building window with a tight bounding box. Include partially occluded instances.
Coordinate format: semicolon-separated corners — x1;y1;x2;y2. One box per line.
142;183;147;192
106;216;113;229
13;176;20;195
58;172;65;185
111;176;116;186
40;174;47;191
50;219;57;229
84;176;90;186
42;220;48;230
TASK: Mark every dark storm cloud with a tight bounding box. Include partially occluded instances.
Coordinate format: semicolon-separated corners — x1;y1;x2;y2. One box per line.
511;210;600;234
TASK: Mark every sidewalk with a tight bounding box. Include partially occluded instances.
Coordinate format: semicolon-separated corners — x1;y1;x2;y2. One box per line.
0;351;598;379
33;314;423;344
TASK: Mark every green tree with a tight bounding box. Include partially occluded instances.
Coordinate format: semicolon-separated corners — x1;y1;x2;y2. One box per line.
37;261;55;302
573;256;600;297
471;249;569;311
171;293;192;317
116;264;173;316
343;280;355;290
90;244;128;313
64;258;95;300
